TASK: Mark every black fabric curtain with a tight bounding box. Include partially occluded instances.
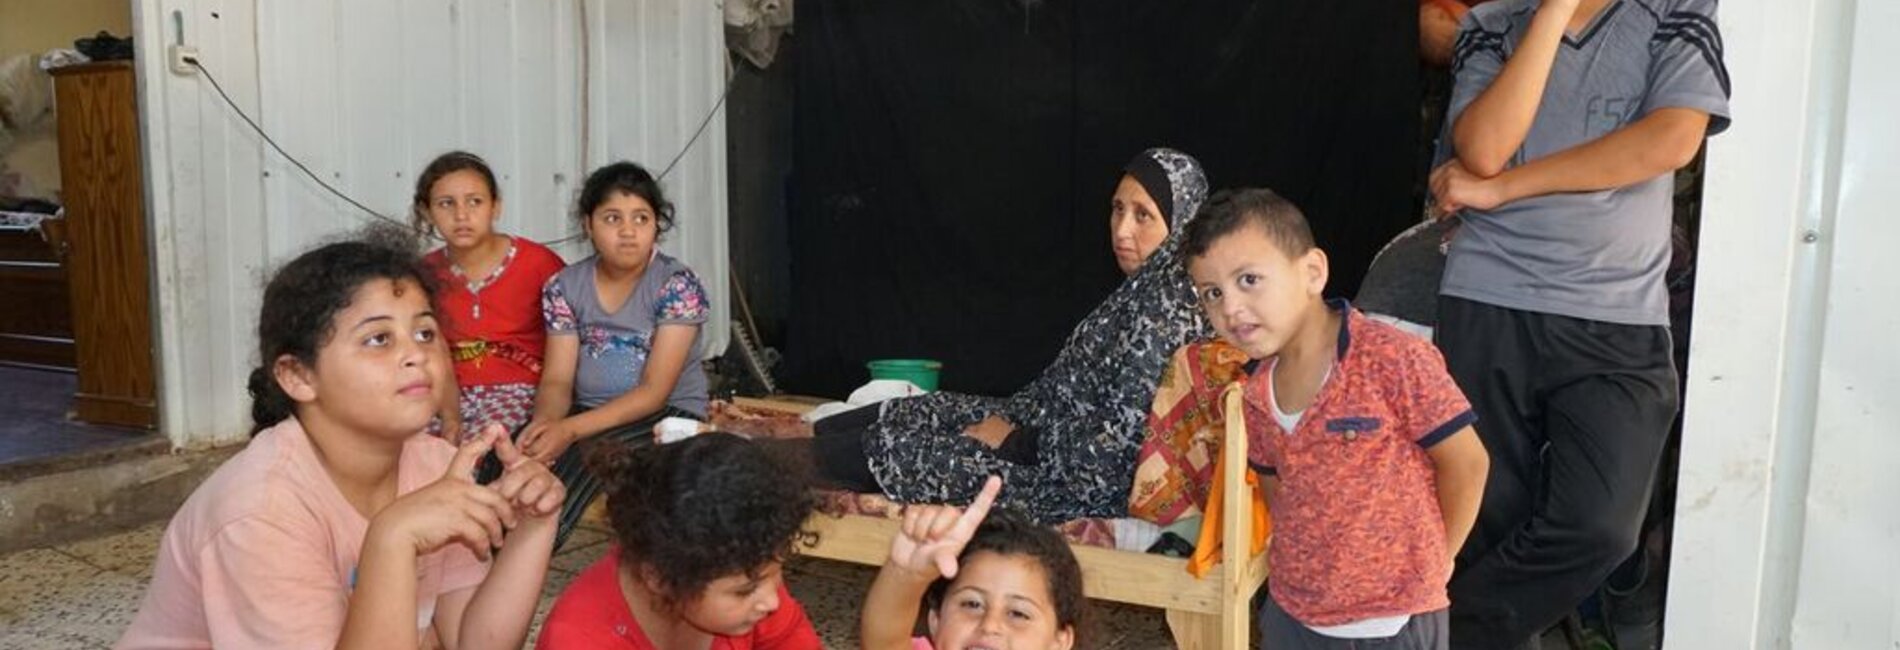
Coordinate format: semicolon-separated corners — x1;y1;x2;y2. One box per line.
782;0;1419;397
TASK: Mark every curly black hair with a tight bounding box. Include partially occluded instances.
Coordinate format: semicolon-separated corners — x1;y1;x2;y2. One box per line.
576;161;676;239
247;224;434;434
925;508;1088;643
589;433;818;608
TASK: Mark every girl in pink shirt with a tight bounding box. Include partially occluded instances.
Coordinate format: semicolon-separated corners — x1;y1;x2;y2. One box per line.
118;230;566;650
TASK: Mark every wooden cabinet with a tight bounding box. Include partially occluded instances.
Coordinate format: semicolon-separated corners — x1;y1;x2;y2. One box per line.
0;220;76;370
50;62;155;429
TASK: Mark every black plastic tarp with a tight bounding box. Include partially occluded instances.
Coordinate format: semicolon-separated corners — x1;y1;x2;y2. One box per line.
782;0;1418;396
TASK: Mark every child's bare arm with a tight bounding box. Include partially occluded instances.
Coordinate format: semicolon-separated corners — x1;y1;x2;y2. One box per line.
519;335;578;462
441;427;566;650
1451;0;1581;177
864;560;936;650
1427;427;1489;565
343;532;425;649
863;477;1002;650
528;334;577;425
521;324;696;463
1433;107;1711;214
565;324;696;438
345;432;514;650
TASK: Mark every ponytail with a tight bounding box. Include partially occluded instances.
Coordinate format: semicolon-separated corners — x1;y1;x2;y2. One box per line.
246;366;295;436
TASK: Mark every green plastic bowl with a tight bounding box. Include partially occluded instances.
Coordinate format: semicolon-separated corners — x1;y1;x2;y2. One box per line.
866;359;944;392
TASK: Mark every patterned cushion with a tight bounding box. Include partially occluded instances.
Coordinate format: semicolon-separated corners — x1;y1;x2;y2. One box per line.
709;400;814;440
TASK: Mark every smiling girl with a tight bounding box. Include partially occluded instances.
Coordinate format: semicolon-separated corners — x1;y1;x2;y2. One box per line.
863;477;1086;650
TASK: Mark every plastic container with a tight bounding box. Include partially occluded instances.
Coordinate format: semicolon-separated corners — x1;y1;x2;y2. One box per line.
866;359;943;392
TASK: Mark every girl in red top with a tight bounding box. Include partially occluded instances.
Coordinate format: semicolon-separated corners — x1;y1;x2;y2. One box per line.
414;151;566;443
536;433;823;650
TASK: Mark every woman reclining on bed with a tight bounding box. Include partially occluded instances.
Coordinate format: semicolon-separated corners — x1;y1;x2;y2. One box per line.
789;148;1215;524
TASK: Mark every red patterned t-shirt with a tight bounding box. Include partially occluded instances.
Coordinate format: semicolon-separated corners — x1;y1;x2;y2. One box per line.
1244;302;1476;627
424;237;566;388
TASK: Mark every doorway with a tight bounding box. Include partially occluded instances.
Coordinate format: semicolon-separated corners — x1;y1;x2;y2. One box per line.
0;0;157;473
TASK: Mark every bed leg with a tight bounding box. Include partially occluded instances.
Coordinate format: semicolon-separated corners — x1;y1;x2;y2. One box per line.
1166;609;1222;649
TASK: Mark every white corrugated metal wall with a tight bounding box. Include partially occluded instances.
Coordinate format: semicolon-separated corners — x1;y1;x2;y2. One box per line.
134;0;729;446
1664;0;1900;647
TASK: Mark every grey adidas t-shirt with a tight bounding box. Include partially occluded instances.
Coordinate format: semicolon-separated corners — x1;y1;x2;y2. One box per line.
1439;0;1731;326
542;253;710;416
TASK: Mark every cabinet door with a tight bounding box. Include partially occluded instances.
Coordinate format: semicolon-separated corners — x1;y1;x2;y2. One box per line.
54;64;155;429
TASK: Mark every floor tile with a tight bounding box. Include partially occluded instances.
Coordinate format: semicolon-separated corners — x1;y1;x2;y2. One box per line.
0;548;100;620
549;540;610;575
0;629;108;650
0;548;145;646
1091;601;1173;648
789;555;879;586
785;561;872;648
563;525;610;551
60;522;164;580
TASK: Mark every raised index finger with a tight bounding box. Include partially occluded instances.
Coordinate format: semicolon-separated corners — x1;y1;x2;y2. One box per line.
953;476;1003;535
446;427;497;481
490;424;527;468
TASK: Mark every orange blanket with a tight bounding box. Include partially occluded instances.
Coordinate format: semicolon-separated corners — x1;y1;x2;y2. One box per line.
1128;340;1270;576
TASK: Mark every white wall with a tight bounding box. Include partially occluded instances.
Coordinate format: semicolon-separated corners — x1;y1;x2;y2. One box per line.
1668;0;1900;647
133;0;730;447
1782;0;1900;644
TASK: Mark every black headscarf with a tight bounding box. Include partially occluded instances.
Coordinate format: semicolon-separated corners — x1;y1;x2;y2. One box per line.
1122;149;1182;225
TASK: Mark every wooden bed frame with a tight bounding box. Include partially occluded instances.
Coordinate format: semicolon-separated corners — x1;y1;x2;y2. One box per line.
734;396;1269;649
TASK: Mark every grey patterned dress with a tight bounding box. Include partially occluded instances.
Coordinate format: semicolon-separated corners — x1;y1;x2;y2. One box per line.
862;148;1214;523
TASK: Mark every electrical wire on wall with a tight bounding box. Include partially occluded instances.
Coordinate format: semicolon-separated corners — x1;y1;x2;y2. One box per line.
184;43;734;248
187;59;408;229
188;26;771;391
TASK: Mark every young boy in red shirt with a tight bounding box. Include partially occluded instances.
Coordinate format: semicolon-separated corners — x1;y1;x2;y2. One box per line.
1183;188;1490;648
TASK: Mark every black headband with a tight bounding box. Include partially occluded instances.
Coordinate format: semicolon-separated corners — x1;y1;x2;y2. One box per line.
1122;154;1175;225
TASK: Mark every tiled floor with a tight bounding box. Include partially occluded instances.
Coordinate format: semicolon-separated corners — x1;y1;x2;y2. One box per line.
0;521;1177;649
0;366;158;473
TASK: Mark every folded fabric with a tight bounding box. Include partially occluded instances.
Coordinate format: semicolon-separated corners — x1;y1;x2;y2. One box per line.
37;49;88;72
1185;384;1269;579
707;400;812;439
0;54;53;132
655;417;708;443
1129;340;1251;524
